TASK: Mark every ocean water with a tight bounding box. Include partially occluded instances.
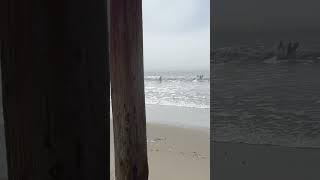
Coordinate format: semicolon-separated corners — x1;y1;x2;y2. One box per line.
144;71;210;109
143;71;210;129
212;62;320;148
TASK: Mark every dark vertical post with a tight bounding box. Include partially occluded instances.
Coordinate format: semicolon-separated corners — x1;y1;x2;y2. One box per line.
109;0;149;179
0;0;109;179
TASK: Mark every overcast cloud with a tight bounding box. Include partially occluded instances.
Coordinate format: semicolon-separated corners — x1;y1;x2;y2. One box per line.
142;0;210;71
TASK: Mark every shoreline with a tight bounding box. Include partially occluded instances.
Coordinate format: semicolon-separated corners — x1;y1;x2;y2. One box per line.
146;104;210;130
148;121;210;134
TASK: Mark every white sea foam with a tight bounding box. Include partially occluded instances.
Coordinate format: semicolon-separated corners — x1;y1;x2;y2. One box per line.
144;71;210;109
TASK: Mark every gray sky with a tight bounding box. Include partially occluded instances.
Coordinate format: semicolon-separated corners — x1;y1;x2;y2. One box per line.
212;0;320;33
211;0;320;48
143;0;210;71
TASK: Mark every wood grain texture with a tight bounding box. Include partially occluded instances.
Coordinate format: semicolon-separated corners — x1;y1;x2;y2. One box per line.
109;0;149;179
1;0;109;179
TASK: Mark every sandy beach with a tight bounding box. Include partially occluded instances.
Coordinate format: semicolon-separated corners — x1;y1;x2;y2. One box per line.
213;141;320;180
110;122;210;180
1;123;210;180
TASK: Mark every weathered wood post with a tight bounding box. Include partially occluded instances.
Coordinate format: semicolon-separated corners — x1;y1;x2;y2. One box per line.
1;0;110;179
109;0;149;179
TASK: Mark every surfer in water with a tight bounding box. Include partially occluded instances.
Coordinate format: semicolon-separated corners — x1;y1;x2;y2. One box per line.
159;76;162;82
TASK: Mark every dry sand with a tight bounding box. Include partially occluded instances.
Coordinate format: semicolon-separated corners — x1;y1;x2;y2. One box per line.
110;123;210;180
213;141;320;180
